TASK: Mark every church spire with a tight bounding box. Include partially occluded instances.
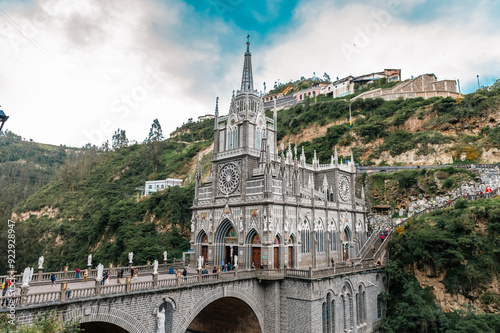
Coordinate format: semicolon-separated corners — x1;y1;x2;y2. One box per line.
214;96;219;129
241;35;254;92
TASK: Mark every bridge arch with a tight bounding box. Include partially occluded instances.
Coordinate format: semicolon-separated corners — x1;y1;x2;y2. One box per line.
64;305;147;333
178;286;265;333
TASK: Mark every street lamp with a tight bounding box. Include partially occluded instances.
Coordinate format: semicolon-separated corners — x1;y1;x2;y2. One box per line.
0;107;9;132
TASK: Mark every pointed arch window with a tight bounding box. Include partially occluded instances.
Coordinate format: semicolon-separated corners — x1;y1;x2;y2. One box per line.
255;117;265;150
329;219;337;252
301;220;310;253
322;293;335;333
255;127;262;150
227;127;238;150
315;221;325;253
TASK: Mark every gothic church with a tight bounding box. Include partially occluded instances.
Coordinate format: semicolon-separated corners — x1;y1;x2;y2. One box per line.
191;39;368;270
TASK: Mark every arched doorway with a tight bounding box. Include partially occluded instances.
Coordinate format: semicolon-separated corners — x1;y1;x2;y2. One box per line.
246;229;261;269
196;230;209;265
273;234;282;269
288;234;295;268
80;322;129;333
342;227;352;261
186;297;261;333
215;219;238;267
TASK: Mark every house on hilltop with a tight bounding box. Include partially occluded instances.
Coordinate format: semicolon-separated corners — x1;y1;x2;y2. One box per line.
321;76;355;98
142;178;183;196
352;74;459;101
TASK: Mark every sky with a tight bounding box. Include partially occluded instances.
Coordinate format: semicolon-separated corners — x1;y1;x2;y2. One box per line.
0;0;499;147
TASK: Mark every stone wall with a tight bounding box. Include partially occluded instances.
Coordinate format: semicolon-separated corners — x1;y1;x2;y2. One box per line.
352;74;459;101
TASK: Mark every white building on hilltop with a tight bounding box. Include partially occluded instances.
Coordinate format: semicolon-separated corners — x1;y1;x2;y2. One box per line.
144;178;183;196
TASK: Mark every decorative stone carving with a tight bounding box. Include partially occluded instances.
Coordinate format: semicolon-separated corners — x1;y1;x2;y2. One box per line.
157;308;165;333
38;256;44;269
218;163;240;195
339;175;350;201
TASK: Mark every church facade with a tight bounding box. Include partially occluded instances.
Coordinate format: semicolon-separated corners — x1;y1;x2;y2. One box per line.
190;39;368;270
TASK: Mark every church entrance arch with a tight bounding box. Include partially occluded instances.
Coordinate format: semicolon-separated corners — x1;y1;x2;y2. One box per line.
246;229;261;269
214;219;238;267
342;227;352;261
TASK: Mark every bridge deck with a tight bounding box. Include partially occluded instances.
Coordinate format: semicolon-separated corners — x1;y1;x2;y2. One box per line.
0;262;384;310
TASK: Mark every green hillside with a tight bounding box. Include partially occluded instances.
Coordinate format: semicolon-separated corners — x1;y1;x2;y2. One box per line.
0;131;86;274
5;119;213;273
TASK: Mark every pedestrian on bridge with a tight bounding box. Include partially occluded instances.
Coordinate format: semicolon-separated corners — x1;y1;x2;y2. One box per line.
50;273;57;287
83;269;88;283
1;284;12;306
75;267;80;279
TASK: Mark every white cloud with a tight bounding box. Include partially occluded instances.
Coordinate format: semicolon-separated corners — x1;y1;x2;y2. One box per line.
0;0;241;146
258;0;500;93
1;0;498;146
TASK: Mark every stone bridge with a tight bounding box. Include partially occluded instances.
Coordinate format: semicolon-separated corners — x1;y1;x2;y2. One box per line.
1;263;387;333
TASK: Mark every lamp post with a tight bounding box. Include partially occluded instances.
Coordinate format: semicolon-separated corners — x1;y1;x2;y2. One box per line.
0;107;9;132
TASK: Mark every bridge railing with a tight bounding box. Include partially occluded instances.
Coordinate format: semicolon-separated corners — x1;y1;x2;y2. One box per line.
100;284;126;295
359;229;382;259
0;263;176;288
130;280;154;291
1;263;390;309
68;287;96;299
25;290;61;306
284;269;310;278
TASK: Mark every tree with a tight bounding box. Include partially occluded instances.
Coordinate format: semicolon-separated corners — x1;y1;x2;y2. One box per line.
147;119;164;142
111;129;128;150
100;140;110;153
323;72;331;82
145;119;164;173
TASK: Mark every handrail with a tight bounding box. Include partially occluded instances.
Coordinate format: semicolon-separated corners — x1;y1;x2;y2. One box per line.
359;230;381;258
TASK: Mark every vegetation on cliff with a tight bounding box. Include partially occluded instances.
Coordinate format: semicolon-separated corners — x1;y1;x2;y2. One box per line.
275;82;500;165
381;197;500;332
364;167;478;210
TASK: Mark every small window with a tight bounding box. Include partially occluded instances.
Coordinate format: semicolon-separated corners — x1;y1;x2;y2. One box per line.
148;185;152;189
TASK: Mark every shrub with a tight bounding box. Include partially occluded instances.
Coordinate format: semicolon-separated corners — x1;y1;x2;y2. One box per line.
443;178;454;188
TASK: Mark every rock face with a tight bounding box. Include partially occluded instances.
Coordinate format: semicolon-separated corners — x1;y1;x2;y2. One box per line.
414;267;499;314
371;145;454;166
11;206;60;222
